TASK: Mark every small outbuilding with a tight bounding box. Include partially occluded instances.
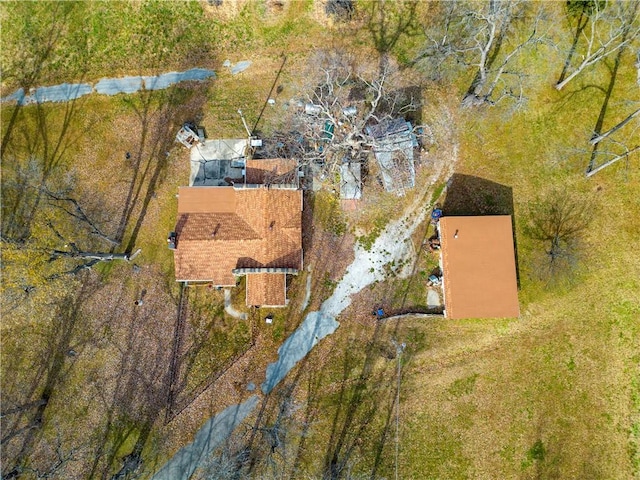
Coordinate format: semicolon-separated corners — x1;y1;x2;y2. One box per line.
366;118;417;195
438;215;519;319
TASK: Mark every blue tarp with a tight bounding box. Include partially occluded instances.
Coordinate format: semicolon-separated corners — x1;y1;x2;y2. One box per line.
95;76;143;95
144;68;215;90
8;83;94;105
1;68;216;105
1;88;25;103
231;61;251;75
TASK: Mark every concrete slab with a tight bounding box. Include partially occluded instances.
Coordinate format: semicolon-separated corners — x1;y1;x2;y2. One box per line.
189;139;248;186
427;288;441;307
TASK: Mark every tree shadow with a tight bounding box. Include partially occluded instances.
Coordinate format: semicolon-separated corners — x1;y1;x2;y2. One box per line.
359;0;420;72
1;281;97;478
113;80;211;255
84;280;178;479
1;88;89;242
556;2;592;85
586;38;627;173
164;286;258;425
230;314;415;479
0;2;82;160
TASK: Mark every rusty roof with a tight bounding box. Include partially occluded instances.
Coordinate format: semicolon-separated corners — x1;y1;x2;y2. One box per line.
246;273;286;307
173;186;302;291
245;158;298;184
177;187;236;213
439;216;519;319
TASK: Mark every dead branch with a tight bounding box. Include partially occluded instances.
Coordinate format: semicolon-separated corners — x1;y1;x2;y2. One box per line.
590;107;640;145
555;0;640;90
41;187;119;245
586;144;640;177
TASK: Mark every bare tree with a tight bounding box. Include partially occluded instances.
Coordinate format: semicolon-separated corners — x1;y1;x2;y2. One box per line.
0;176;134;304
557;0;602;85
15;432;85;480
415;1;549;109
525;188;593;280
260;51;431;190
586;141;640;177
41;188;119;245
586;103;640;176
555;0;640;90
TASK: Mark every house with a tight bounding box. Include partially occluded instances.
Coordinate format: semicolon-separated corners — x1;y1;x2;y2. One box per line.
366;118;417;195
172;158;302;307
438;215;519;319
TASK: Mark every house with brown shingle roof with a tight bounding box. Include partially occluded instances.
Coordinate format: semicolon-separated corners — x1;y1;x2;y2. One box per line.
438;215;519;319
172;158;302;307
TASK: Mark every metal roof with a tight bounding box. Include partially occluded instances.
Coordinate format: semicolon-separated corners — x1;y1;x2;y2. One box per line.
440;216;519;319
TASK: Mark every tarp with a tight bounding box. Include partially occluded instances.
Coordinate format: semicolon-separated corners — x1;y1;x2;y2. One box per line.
143;68;215;90
2;68;215;105
7;83;93;105
95;76;143;95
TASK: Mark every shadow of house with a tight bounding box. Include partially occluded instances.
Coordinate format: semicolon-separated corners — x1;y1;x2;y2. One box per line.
442;173;520;287
442;173;514;217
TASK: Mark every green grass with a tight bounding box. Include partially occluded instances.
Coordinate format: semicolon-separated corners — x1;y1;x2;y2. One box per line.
447;373;479;399
313;190;348;237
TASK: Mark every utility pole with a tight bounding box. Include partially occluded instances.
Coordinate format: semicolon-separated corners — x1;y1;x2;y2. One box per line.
392;339;406;480
237;109;252;138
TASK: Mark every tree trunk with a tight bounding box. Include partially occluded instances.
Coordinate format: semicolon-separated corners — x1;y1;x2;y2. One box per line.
51;250;130;261
557;9;589;84
586;145;640;177
590;108;640;145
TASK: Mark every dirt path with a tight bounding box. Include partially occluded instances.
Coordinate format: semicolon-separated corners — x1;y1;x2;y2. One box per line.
224;288;248;320
151;396;259;480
